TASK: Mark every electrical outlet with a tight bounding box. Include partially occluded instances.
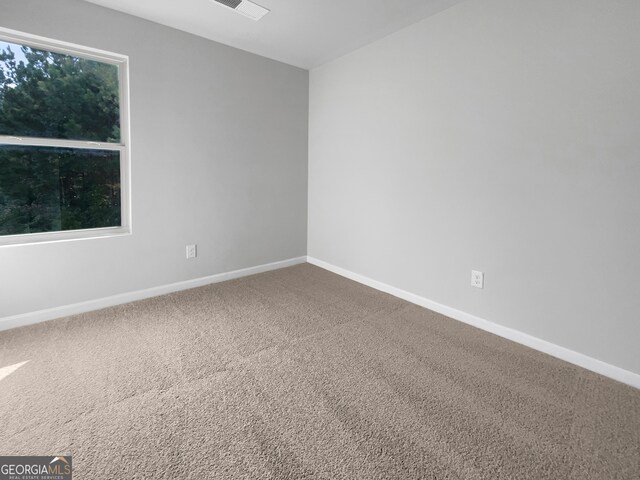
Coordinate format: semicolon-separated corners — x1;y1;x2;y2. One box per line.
186;244;197;259
471;270;484;289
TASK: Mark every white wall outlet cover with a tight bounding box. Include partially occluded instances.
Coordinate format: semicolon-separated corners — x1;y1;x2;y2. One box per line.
471;270;484;289
186;244;197;259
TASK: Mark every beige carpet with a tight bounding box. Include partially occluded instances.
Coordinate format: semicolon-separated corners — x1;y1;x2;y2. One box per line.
1;263;638;479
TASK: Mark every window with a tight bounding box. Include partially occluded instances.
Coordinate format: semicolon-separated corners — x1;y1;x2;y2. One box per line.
0;28;130;245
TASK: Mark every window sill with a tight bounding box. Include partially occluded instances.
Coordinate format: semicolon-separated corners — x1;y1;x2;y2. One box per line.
0;227;132;247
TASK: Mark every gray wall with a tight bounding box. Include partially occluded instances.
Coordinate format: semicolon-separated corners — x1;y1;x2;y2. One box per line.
309;0;640;374
0;0;308;317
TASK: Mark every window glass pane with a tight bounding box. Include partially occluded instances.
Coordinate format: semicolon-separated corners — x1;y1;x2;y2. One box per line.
0;146;121;236
0;41;120;142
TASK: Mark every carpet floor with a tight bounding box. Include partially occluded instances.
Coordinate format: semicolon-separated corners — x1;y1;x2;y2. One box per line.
1;263;638;479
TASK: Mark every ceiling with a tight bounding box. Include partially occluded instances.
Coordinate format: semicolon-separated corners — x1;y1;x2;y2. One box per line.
82;0;466;69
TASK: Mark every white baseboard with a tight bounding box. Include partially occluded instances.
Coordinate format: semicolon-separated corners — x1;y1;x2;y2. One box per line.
307;256;640;390
0;256;307;332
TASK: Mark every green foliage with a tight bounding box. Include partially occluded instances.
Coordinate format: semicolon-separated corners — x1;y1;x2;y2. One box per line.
0;146;121;235
0;43;120;141
0;43;122;236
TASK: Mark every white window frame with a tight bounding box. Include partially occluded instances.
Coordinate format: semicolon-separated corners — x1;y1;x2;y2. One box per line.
0;27;131;247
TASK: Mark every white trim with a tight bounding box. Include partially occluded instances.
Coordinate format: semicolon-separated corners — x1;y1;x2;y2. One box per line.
0;136;124;150
307;256;640;390
0;256;307;332
119;44;133;237
0;27;127;65
0;226;131;247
